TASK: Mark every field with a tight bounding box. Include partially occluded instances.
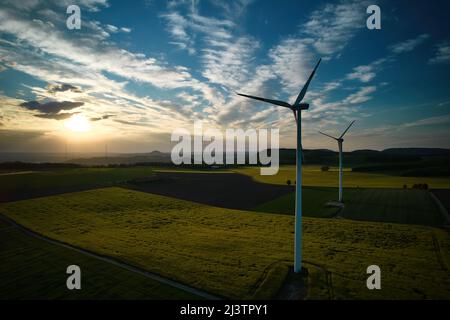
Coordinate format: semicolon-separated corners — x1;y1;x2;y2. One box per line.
1;187;449;299
128;171;293;210
233;165;450;189
0;218;198;299
0;167;154;202
255;187;445;227
254;187;338;218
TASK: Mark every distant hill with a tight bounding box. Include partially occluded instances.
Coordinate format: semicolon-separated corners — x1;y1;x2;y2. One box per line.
68;151;172;165
382;148;450;156
2;148;450;177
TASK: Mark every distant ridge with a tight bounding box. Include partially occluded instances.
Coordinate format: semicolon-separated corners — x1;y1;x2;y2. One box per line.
1;148;450;166
382;148;450;156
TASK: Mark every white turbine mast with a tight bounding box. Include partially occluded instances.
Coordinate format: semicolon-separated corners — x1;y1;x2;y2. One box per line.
319;120;355;203
237;58;321;273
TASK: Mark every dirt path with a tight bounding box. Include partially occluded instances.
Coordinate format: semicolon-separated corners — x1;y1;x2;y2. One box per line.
0;171;37;176
0;214;222;300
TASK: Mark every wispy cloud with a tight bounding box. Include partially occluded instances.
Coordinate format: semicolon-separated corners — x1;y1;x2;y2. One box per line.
269;39;313;92
389;34;430;54
346;65;376;83
429;41;450;64
343;86;377;104
300;0;369;57
47;84;82;94
202;36;259;89
403;114;450;128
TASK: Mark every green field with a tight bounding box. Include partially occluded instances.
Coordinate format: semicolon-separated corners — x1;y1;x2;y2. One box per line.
1;187;449;299
254;187;445;227
254;187;338;218
0;218;198;300
233;165;450;189
0;167;154;200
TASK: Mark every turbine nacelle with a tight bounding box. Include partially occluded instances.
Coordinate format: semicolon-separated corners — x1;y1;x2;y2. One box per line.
294;103;309;110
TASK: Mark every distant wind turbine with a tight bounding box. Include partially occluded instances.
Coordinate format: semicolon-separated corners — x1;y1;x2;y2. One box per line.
237;58;321;273
319;120;355;203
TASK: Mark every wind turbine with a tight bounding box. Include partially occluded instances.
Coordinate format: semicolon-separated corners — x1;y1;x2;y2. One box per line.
237;58;321;273
319;120;355;203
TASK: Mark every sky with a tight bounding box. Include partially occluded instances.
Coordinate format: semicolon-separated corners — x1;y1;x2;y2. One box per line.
0;0;450;154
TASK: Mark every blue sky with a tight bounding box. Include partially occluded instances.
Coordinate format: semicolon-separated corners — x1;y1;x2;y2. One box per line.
0;0;450;153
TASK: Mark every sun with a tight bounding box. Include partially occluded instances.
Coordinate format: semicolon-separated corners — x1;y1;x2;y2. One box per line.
65;114;91;132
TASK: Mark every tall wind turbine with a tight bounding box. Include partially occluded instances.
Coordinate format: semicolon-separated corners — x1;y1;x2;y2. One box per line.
319;120;355;203
237;58;321;273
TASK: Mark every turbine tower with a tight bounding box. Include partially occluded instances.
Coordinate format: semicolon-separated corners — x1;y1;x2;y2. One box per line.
319;120;355;203
237;58;321;273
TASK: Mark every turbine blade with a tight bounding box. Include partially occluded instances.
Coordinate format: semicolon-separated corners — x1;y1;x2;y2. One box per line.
294;58;322;106
319;131;338;140
237;93;291;108
292;109;297;124
339;120;356;139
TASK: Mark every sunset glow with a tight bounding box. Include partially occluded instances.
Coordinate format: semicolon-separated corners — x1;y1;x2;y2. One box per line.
64;114;91;133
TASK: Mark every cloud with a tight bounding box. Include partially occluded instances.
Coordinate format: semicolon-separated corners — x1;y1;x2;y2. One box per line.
2;0;109;12
403;114;450;128
202;36;259;88
47;83;82;94
57;0;109;12
161;8;235;55
269;39;313;92
20;100;84;114
343;86;377;104
323;81;342;92
209;0;254;17
389;34;430;54
105;24;118;33
429;41;450;64
34;112;77;120
90;114;115;121
0;8;208;92
346;65;376;83
300;0;369;57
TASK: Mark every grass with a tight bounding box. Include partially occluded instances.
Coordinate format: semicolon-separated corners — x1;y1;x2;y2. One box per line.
341;188;444;226
254;187;444;227
1;187;449;299
232;165;450;189
0;167;154;199
254;187;339;218
0;218;199;300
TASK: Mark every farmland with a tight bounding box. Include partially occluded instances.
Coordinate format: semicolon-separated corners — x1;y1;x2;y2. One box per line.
233;165;450;189
1;187;449;299
0;167;154;202
254;187;445;227
0;217;198;299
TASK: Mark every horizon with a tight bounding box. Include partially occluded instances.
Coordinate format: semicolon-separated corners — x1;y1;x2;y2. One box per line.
1;145;449;156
